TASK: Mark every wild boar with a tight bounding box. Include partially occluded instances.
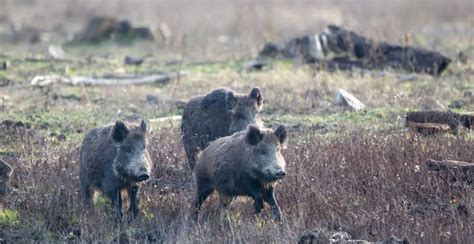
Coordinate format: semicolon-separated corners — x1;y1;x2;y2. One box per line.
0;159;13;197
193;124;288;221
181;87;263;170
79;120;152;219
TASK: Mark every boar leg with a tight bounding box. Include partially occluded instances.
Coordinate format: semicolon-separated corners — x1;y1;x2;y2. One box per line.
81;185;94;206
107;189;122;220
194;187;214;209
104;178;122;220
128;185;139;218
250;186;264;214
194;182;214;219
183;138;198;169
263;187;282;222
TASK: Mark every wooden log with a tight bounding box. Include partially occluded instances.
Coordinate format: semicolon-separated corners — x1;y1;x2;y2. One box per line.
426;159;473;184
408;122;450;135
31;72;183;87
405;111;461;134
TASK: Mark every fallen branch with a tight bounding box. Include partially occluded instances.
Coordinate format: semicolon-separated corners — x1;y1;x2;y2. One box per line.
426;159;473;184
408;122;450;135
405;111;462;134
31;72;184;87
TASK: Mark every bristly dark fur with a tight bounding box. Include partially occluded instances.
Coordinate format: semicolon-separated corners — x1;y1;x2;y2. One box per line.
460;114;473;129
0;159;13;197
274;124;288;144
111;121;129;143
79;120;151;220
193;125;288;222
249;87;264;106
246;125;264;145
181;87;264;170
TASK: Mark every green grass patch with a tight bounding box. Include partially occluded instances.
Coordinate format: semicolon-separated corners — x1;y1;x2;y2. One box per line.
0;209;19;226
186;60;243;74
94;195;109;209
268;108;402;127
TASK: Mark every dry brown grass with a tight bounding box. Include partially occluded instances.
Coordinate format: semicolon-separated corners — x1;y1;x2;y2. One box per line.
1;122;472;242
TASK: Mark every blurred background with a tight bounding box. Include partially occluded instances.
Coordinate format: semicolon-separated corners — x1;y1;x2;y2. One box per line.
0;0;472;60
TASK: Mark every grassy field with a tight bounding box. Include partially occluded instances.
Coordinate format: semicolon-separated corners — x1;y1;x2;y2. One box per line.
0;0;473;242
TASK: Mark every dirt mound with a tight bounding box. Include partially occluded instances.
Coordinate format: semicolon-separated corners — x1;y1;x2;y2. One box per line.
74;16;155;43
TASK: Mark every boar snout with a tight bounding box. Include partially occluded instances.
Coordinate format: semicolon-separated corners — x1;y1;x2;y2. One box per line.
135;166;151;182
137;173;150;182
275;170;286;179
265;167;286;180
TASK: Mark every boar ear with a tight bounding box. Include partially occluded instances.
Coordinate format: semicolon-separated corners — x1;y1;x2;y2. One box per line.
112;120;129;144
249;87;263;107
245;125;263;145
225;91;238;112
274;124;288;147
140;119;149;133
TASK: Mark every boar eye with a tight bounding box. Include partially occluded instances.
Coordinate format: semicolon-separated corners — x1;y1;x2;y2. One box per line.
236;114;245;120
123;147;132;153
260;150;267;155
